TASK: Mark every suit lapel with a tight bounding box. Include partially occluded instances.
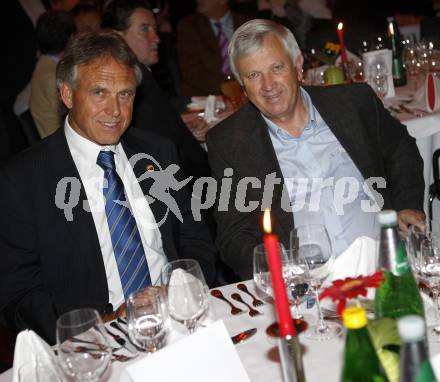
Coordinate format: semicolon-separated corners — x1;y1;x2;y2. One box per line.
197;14;222;65
306;87;372;177
45;128;108;298
243;105;293;240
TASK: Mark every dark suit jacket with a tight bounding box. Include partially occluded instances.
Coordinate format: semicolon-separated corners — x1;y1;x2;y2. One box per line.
177;12;251;96
0;127;216;344
206;83;424;280
132;66;210;179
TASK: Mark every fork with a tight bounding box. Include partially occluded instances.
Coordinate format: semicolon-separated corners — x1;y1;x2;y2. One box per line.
231;293;262;317
237;283;265;307
211;289;244;315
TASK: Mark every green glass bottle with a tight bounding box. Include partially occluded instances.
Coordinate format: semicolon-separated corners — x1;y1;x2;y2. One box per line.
341;307;388;382
375;210;424;319
387;17;407;87
398;315;436;382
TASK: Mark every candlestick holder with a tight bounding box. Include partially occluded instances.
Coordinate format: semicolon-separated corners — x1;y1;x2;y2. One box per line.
278;335;306;382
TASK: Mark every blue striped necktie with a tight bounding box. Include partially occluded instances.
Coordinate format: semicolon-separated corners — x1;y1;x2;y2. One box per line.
97;150;151;299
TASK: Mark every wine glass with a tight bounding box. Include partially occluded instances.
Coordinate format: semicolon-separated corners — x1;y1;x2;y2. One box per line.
161;259;209;334
220;75;243;110
369;61;388;101
292;224;342;341
419;237;440;342
56;309;112;382
253;243;287;298
127;286;169;353
284;250;311;321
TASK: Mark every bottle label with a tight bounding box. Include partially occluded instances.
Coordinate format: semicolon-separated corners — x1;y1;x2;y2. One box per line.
415;360;436;382
395;242;410;275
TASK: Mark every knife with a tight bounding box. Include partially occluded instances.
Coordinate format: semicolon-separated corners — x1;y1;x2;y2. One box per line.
230;328;257;345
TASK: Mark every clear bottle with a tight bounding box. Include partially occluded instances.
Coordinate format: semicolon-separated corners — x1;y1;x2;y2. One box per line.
387;17;407;87
341;307;388;382
398;315;436;382
375;210;424;319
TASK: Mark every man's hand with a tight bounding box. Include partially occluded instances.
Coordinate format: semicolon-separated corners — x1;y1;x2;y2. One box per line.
397;209;426;238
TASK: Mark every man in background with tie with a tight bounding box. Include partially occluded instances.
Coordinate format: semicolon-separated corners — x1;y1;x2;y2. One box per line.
177;0;251;96
0;32;216;344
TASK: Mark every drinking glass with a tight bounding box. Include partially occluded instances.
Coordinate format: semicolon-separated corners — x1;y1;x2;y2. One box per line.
253;244;312;322
127;286;169;353
292;224;342;341
253;243;287;298
161;259;209;333
56;309;112;382
420;237;440;342
369;61;388;101
220;75;243;109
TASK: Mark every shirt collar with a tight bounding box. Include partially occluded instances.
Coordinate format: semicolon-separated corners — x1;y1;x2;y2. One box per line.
64;116;119;166
209;11;232;27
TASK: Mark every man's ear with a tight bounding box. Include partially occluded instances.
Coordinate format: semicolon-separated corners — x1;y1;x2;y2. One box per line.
59;82;73;109
295;55;304;82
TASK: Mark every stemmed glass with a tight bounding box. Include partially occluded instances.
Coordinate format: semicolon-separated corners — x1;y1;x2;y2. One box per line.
161;259;209;334
292;224;342;341
56;309;112;382
419;236;440;342
126;286;169;353
369;61;389;101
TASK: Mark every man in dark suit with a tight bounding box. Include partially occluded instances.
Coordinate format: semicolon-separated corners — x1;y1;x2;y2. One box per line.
206;19;425;280
102;0;210;180
0;32;216;344
177;0;251;96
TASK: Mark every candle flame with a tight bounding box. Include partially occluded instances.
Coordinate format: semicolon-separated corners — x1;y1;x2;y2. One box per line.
263;208;272;234
388;21;394;35
337;22;343;31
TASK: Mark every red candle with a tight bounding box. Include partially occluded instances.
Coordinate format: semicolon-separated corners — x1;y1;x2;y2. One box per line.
263;209;295;337
337;22;348;66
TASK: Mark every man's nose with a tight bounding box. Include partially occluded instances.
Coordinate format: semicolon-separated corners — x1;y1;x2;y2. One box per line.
261;73;275;91
106;96;121;117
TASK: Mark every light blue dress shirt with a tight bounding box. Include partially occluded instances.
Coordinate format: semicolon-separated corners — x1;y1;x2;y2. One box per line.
264;88;378;256
209;11;234;40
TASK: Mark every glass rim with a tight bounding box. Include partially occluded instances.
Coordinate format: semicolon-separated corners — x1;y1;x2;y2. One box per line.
161;258;201;275
56;308;101;329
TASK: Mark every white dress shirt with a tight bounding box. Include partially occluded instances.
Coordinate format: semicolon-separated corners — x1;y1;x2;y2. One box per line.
64;118;167;308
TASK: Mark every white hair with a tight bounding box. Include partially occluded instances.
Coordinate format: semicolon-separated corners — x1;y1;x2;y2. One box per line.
228;19;302;85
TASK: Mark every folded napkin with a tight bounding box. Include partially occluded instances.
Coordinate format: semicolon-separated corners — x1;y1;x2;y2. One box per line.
12;330;59;382
331;236;379;281
407;72;440;112
187;96;225;113
362;49;395;98
203;95;219;124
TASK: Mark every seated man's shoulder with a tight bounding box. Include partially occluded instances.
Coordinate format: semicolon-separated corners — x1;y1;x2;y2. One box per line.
124;127;177;153
207;103;255;142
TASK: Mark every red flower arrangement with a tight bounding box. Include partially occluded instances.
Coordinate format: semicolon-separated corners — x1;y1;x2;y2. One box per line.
320;272;385;316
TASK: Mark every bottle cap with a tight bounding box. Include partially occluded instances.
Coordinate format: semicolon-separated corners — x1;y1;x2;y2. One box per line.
398;315;425;342
378;210;397;226
342;307;368;329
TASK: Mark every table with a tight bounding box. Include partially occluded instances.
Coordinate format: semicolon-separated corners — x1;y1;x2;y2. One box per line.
2;279;440;382
388;87;440;216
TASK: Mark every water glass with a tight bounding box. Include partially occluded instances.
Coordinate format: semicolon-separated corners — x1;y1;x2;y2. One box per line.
161;259;209;333
292;224;342;341
127;286;169;353
56;308;112;382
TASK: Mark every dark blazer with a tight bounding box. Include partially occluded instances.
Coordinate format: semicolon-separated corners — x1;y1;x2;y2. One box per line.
0;127;216;344
206;83;424;280
132;66;210;179
177;12;251;96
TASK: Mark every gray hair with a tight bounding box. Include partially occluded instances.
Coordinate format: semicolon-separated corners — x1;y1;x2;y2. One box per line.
228;19;302;85
56;31;142;90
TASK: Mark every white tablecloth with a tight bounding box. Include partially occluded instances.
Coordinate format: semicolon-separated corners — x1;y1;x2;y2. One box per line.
2;279;440;382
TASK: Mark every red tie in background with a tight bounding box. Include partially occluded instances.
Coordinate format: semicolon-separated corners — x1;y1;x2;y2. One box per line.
215;21;231;75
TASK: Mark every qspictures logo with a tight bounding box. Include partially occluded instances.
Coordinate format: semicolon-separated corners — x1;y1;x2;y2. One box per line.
54;153;386;228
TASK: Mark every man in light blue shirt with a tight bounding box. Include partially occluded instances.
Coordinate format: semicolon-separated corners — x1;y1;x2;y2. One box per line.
207;19;425;279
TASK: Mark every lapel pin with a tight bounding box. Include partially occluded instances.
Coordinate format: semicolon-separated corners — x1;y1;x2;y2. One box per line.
146;164;155;172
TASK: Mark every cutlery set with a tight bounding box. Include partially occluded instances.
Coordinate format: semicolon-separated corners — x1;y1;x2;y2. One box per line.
210;283;265;317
